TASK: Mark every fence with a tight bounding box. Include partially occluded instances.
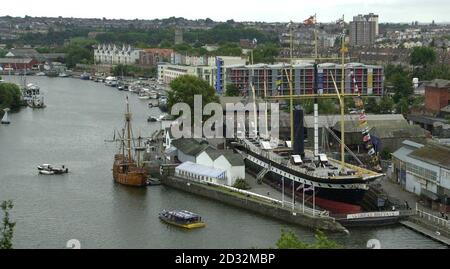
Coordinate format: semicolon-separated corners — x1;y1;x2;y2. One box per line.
416;203;450;230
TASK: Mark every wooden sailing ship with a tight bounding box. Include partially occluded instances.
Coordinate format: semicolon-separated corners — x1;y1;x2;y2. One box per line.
112;97;148;187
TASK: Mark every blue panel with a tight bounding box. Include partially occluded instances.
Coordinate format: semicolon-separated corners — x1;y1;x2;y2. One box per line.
216;58;222;94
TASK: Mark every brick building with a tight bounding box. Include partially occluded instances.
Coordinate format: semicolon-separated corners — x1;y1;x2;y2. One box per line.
139;48;173;67
425;79;450;114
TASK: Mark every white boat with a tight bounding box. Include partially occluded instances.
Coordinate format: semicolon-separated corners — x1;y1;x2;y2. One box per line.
58;72;69;78
36;72;46;76
39;170;55;175
1;108;10;124
37;164;69;174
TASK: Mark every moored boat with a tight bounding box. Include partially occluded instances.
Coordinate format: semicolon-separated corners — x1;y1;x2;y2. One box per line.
159;210;206;229
37;164;69;174
112;97;148;187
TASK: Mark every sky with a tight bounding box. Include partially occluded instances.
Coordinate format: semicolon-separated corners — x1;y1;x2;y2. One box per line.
1;0;449;23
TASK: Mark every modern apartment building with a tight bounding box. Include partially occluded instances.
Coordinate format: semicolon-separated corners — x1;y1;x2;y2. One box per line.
225;62;384;97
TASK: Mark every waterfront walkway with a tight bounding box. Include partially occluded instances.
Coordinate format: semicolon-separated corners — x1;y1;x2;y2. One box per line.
379;176;450;246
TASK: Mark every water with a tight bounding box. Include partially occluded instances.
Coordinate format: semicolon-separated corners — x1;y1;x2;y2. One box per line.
0;76;446;249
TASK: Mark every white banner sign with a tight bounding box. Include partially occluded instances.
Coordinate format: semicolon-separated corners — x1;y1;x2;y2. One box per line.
347;211;400;220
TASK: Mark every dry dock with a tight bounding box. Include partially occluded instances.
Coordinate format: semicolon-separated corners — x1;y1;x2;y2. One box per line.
161;175;348;233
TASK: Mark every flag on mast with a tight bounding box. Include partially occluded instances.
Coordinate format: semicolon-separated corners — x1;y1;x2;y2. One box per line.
303;15;316;26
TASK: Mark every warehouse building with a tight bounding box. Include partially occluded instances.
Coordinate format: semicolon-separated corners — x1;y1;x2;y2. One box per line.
392;140;450;212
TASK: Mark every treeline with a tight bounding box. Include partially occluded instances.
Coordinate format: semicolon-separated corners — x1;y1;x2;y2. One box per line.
112;64;156;78
95;23;277;47
0;83;22;115
14;27;91;46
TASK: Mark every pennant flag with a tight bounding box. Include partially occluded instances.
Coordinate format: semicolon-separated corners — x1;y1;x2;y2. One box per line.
303;16;316;26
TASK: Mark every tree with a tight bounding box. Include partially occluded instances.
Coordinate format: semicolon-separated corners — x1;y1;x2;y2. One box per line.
0;200;15;249
391;73;413;103
214;43;242;57
252;44;280;64
396;97;410;114
365;98;380;114
410;47;436;67
0;83;22;112
276;229;341;249
168;75;219;113
379;96;394;114
225;84;240;97
232;179;251;190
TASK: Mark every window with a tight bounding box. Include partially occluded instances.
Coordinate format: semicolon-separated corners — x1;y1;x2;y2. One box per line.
406;163;437;182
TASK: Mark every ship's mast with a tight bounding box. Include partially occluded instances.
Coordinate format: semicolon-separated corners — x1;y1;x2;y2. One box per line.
339;14;347;166
289;21;294;145
125;96;132;161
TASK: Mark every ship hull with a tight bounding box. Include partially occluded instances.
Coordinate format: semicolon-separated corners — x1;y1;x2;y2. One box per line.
113;154;148;187
244;151;370;214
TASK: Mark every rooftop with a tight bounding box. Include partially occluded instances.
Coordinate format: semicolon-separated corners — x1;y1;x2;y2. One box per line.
409;142;450;169
204;148;245;166
176;161;226;178
171;138;211;157
425;79;450;89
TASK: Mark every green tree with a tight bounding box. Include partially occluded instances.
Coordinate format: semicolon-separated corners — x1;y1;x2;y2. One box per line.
0;200;15;249
232;179;251;190
63;38;97;68
365;97;380;114
168;75;219;113
276;229;341;249
396;97;410;114
410;47;437;67
225;84;240;97
0;83;22;113
214;43;242;57
379;96;394;114
391;73;413;103
0;49;6;58
252;43;280;64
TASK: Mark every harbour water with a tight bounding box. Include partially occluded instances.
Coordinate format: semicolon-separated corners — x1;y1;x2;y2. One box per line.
0;76;446;249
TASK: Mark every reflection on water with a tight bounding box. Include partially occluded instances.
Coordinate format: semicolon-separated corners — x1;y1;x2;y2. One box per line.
0;76;446;249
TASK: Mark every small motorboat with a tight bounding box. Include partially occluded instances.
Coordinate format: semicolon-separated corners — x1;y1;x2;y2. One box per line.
159;210;205;229
37;164;69;175
147;178;162;186
39;170;55;175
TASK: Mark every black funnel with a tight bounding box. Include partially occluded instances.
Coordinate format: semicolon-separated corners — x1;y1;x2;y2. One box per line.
293;105;306;158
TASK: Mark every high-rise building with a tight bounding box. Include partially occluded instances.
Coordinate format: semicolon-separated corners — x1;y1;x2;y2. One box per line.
175;29;183;45
350;13;379;46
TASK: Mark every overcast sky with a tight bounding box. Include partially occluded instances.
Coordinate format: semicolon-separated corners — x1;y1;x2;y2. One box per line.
1;0;449;23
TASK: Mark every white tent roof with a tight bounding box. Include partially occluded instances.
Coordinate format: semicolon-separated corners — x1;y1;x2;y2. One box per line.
176;162;226;178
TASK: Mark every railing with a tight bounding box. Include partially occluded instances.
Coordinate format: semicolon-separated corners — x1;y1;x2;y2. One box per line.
176;174;333;220
416;203;450;230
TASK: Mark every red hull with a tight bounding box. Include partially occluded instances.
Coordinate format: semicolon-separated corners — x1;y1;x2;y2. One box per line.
313;196;362;215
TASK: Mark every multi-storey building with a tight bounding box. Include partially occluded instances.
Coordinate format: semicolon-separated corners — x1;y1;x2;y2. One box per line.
94;44;141;65
225;62;384;97
139;48;173;67
350;13;379;46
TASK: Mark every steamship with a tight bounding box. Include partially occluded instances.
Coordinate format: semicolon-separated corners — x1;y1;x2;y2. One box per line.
232;62;385;214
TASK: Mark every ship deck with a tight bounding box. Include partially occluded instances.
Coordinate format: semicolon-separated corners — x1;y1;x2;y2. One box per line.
239;138;383;181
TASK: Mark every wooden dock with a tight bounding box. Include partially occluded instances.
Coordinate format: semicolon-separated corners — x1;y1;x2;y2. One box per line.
400;220;450;247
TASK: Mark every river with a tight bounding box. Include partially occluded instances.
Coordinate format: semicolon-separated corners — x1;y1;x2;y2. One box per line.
0;76;446;249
